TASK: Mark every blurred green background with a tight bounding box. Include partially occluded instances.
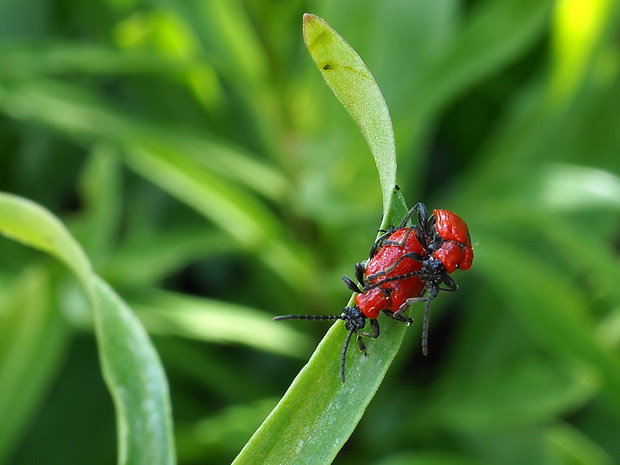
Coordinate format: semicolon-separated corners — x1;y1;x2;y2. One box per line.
2;0;620;464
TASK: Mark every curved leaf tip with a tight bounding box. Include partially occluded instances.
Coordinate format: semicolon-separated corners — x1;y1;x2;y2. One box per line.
302;13;397;217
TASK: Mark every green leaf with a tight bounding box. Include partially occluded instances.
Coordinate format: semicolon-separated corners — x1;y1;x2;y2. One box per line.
232;313;409;465
0;193;175;465
93;277;175;465
303;13;397;215
0;194;94;295
132;290;313;357
232;17;413;464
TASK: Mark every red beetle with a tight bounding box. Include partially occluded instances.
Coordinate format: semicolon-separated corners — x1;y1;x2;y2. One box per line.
274;202;473;381
433;209;474;273
363;203;474;355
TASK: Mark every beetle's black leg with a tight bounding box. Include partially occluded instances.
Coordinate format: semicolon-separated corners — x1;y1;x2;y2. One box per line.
342;275;362;293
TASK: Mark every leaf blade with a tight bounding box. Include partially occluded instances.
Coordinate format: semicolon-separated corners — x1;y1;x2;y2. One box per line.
303;13;397;214
0;193;175;465
232;316;409;465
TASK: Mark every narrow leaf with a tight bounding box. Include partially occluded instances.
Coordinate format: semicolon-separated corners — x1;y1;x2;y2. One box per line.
0;194;93;295
303;13;397;215
93;277;175;465
232;315;409;465
0;193;175;465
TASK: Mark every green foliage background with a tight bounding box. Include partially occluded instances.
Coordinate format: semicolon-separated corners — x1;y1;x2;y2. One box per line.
2;0;620;464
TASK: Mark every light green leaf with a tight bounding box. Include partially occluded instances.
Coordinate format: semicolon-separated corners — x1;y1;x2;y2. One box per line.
232;313;409;465
132;290;313;357
0;193;175;465
303;13;397;215
0;194;94;295
93;277;175;465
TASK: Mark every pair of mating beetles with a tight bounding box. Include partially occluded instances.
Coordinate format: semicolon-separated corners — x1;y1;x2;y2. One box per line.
275;202;473;383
